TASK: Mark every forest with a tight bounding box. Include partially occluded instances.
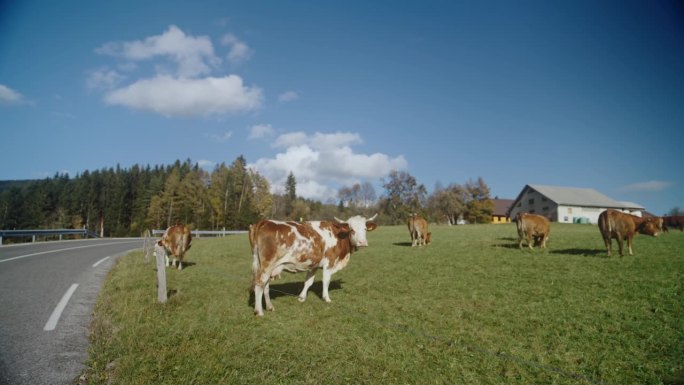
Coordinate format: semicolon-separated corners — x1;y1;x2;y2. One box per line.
0;157;495;237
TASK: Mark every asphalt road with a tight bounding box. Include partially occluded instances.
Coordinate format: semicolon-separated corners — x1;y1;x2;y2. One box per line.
0;238;142;385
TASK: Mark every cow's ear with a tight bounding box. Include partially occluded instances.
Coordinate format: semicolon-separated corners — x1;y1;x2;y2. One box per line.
366;222;377;231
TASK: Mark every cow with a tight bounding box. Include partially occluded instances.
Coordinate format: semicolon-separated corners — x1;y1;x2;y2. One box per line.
155;224;192;270
407;214;431;247
250;214;378;316
662;215;684;232
598;209;663;256
515;213;550;250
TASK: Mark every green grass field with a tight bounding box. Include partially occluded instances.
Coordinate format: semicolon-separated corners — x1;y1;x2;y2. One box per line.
82;223;684;385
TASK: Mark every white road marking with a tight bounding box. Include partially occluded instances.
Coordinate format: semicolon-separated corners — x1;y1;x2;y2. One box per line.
44;284;79;331
92;256;110;268
0;241;137;264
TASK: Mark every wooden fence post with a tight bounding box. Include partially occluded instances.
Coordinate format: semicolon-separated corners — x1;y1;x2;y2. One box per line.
154;243;168;303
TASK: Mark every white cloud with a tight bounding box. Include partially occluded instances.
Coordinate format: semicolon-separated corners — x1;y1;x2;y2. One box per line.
273;132;309;148
221;33;252;65
86;67;125;90
250;131;407;201
197;159;216;169
92;25;263;118
249;124;275;139
96;25;220;78
620;180;673;192
104;75;262;117
0;84;25;104
278;91;299;102
207;131;233;142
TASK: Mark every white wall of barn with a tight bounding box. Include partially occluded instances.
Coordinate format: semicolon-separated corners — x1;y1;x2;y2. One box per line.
510;186;645;224
556;205;602;224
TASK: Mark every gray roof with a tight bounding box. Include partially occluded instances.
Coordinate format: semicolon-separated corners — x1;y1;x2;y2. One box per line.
527;184;643;209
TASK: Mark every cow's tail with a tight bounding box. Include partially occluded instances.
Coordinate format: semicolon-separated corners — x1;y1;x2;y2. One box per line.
516;214;526;235
181;229;192;255
249;223;261;292
606;211;614;234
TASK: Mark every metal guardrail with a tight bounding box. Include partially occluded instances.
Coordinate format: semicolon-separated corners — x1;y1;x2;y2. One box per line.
0;229;99;245
152;229;247;237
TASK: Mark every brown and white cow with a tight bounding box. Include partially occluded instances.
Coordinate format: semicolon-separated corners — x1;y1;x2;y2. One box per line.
515;213;550;250
662;215;684;232
250;214;378;316
155;224;192;270
407;214;431;247
598;209;663;256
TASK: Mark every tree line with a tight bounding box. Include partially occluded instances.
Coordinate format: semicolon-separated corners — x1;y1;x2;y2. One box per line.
0;158;495;237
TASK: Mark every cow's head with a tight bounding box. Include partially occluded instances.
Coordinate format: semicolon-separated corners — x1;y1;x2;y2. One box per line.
639;217;663;237
334;213;378;247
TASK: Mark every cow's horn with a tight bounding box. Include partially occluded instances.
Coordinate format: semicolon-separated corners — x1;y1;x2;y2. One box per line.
368;213;378;221
334;216;346;224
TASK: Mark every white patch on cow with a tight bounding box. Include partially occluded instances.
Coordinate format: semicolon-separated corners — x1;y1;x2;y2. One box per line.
309;221;338;250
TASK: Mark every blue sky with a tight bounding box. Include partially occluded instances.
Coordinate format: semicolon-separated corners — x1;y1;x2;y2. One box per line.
1;0;682;215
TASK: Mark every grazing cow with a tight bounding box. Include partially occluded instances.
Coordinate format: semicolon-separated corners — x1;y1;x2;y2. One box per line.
407;214;431;247
598;209;663;256
662;215;684;232
155;224;192;270
515;213;550;250
250;214;378;316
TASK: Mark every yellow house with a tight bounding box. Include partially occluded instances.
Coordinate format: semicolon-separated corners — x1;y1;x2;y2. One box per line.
491;199;514;224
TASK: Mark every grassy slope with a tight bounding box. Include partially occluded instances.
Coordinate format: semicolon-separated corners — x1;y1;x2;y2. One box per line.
83;223;684;385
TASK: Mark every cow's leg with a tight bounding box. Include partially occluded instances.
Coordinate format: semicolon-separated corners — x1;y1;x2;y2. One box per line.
616;236;624;257
177;259;183;270
165;254;170;267
321;268;333;303
253;283;265;316
527;235;534;250
518;235;523;250
602;234;612;256
627;236;634;256
298;270;316;302
253;272;270;316
263;282;274;312
541;234;548;249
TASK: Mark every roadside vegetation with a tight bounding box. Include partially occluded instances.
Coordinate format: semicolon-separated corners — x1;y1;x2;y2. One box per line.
82;223;683;385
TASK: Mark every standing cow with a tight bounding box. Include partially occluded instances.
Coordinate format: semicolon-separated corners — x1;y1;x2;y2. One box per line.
407;214;431;247
598;209;663;256
515;213;550;250
662;215;684;232
250;214;378;316
155;224;192;270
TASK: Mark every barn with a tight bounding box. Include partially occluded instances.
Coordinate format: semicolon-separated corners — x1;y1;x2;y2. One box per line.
507;184;645;224
491;199;514;224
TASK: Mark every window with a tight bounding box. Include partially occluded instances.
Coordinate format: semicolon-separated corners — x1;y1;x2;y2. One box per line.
541;196;548;202
543;206;549;212
528;199;534;205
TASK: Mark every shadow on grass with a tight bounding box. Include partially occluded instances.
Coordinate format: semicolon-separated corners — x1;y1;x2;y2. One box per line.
497;237;517;241
494;243;520;249
393;242;413;247
248;279;344;307
550;248;607;257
